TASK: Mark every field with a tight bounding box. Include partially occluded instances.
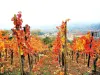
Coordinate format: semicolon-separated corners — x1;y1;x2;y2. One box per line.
0;12;100;75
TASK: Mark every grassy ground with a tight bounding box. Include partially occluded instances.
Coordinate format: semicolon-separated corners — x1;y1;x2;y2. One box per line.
0;51;100;75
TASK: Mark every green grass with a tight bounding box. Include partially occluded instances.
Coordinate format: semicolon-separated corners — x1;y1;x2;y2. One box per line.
83;72;89;75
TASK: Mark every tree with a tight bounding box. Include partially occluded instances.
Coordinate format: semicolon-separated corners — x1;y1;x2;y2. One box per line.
42;37;52;45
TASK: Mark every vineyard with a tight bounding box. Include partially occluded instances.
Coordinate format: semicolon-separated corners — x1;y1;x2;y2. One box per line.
0;12;100;75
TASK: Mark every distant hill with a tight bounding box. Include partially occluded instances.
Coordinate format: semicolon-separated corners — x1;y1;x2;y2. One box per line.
36;22;100;34
90;23;100;30
68;22;100;33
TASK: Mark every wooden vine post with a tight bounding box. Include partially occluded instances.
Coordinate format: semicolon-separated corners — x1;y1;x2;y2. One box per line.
11;11;24;75
63;19;70;75
24;24;32;75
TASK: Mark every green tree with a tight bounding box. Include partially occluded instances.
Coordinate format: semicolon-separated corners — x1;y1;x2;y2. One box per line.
42;37;52;45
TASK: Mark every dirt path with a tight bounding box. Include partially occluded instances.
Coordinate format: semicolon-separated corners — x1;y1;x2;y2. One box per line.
67;56;100;75
32;52;61;75
32;52;100;75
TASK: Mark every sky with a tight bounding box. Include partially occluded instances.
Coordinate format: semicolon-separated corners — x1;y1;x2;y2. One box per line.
0;0;100;30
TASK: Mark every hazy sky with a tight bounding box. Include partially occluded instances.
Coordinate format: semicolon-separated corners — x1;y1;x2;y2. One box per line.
0;0;100;30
